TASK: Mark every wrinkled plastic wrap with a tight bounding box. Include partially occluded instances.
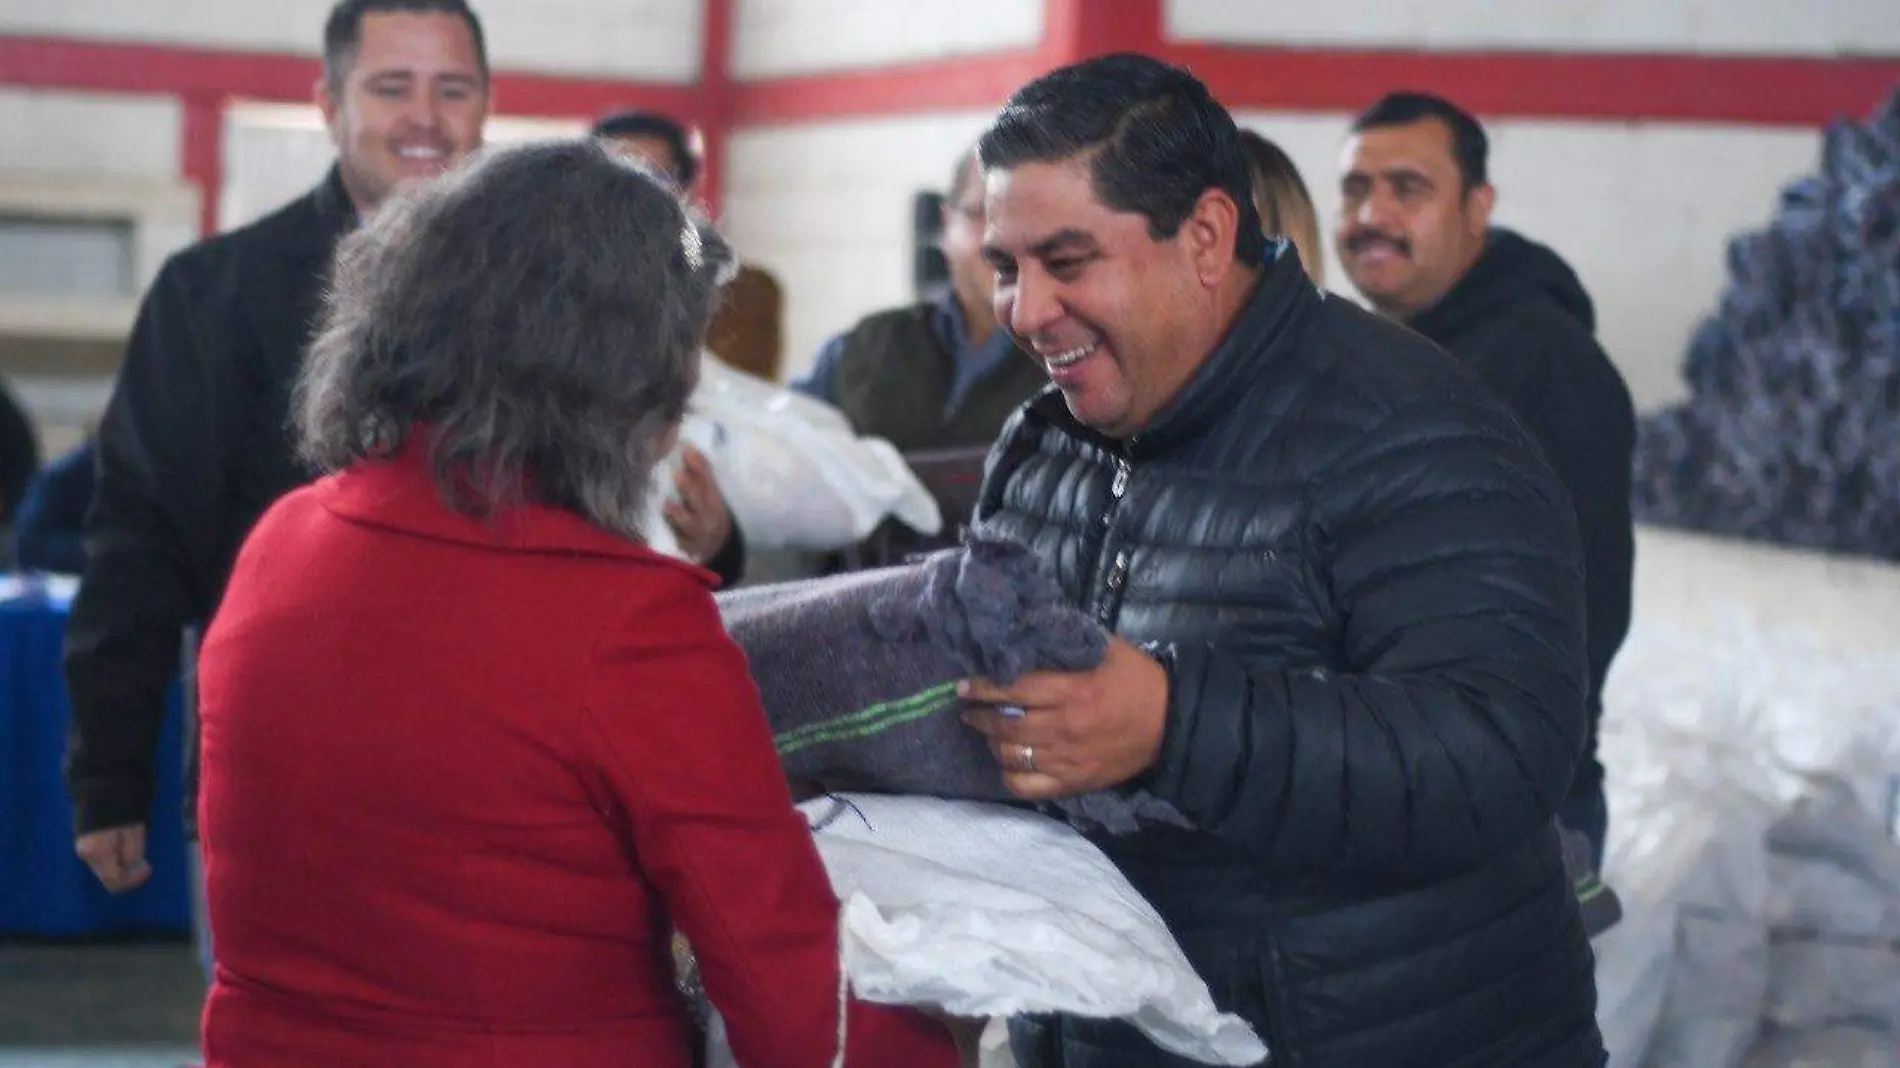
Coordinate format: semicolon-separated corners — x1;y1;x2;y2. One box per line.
1594;613;1900;1068
806;794;1265;1065
703;794;1267;1068
1741;1026;1899;1068
645;354;941;557
1753;785;1900;1066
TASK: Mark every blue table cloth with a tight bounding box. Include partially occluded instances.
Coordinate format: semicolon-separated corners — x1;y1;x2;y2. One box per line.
0;574;191;937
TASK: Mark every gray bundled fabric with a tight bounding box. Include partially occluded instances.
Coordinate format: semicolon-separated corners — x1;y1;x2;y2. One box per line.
716;535;1189;833
1634;88;1900;558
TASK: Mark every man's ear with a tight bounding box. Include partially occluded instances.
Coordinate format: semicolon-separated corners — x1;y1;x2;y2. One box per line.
1182;187;1244;289
1463;182;1497;236
314;77;339;134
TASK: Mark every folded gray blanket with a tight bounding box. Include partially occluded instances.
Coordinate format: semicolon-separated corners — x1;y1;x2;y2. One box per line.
713;536;1619;926
715;535;1188;833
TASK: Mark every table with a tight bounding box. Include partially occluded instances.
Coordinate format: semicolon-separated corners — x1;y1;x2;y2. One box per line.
0;574;191;937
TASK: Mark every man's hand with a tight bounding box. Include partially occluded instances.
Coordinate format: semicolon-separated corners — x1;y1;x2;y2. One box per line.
75;823;151;893
958;636;1169;800
663;444;734;564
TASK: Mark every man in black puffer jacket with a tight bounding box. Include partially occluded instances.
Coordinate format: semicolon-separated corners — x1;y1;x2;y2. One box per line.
957;55;1603;1068
1336;92;1636;868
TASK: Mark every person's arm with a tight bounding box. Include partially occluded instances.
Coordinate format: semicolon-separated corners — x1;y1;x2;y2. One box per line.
703;518;746;589
1148;399;1590;878
65;256;241;845
664;444;745;588
10;443;95;574
788;332;847;403
579;571;957;1068
0;380;39;525
1516;342;1637;707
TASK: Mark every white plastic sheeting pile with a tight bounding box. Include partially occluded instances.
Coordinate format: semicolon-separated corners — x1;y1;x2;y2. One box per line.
807;794;1265;1066
1594;616;1900;1068
699;794;1267;1068
644;354;942;558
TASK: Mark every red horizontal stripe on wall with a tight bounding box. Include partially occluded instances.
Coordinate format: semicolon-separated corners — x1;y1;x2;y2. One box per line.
1170;44;1900;126
5;33;1896;128
0;34;709;122
728;50;1046;123
730;45;1899;128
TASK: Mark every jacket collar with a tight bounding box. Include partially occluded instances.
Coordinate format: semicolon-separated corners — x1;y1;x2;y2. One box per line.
1027;244;1318;459
274;166;361;263
313;435;713;582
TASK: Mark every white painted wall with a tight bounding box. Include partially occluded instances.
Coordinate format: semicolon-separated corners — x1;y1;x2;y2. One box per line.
1628;525;1900;659
728;104;1821;409
0;0;707;81
1233;110;1820;410
722;111;997;382
1167;0;1900;55
731;0;1043;78
0;88;197;325
0;87;182;181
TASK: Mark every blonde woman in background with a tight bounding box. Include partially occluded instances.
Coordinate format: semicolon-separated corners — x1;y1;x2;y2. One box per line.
1239;129;1325;286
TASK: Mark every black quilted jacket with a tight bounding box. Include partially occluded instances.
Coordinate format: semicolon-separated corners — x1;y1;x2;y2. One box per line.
976;259;1604;1068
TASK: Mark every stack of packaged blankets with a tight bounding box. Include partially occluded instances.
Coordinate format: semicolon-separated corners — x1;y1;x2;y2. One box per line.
1634;89;1900;560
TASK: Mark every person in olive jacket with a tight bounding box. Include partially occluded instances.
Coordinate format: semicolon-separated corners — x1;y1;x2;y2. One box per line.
959;55;1603;1068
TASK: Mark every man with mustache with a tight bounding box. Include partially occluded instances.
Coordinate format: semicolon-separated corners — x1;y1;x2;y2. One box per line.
64;0;491;981
960;54;1603;1068
1335;92;1636;866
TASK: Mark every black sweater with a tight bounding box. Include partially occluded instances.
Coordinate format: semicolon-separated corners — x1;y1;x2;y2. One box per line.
1409;228;1636;798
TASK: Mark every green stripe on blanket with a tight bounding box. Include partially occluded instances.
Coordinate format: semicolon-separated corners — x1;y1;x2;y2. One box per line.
773;682;962;756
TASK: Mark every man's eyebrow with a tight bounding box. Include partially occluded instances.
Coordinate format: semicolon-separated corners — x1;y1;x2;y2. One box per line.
1028;228;1097;258
983;227;1099;265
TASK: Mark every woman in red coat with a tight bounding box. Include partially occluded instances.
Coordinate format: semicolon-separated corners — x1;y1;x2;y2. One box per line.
195;139;960;1068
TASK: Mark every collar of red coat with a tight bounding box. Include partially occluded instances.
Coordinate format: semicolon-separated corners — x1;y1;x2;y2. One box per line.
312;433;717;587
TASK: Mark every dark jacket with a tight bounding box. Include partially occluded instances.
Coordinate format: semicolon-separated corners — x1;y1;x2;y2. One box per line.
976;255;1602;1068
63;170;746;840
11;437;95;574
826;302;1047;452
0;376;42;529
1407;229;1636;798
64;170;356;838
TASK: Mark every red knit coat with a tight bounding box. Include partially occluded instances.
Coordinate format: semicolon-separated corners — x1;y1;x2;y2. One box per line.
196;446;955;1068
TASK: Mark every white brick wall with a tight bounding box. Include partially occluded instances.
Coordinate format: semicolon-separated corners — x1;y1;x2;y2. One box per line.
0;87;181;180
0;0;707;81
722;111;997;381
1233;110;1819;411
731;0;1043;79
1166;0;1900;54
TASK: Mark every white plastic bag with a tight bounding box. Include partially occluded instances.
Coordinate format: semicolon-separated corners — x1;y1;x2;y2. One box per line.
1758;784;1900;1036
795;794;1266;1066
1596;622;1782;1068
1594;613;1900;1068
646;355;941;556
1740;1025;1900;1068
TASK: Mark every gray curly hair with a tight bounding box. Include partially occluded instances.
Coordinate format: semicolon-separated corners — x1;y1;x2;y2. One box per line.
295;137;733;540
